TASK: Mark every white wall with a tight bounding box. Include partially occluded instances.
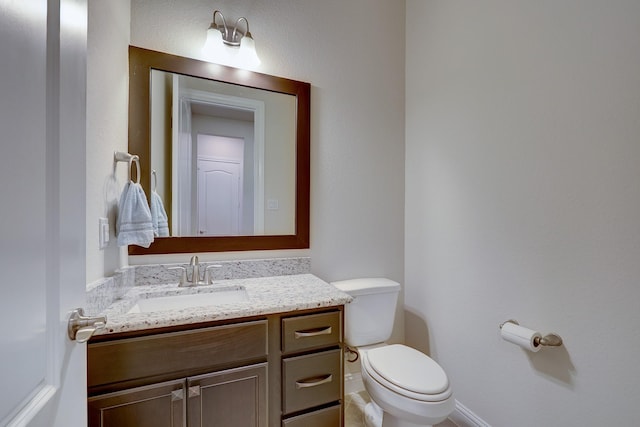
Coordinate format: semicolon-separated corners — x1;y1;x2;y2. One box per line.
86;0;130;283
87;0;406;305
405;1;640;425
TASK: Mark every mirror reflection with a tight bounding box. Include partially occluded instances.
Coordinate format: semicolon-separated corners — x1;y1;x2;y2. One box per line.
128;46;310;255
150;71;297;237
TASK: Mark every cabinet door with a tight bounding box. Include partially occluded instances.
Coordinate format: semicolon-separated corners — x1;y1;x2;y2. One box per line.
88;379;185;427
187;363;267;427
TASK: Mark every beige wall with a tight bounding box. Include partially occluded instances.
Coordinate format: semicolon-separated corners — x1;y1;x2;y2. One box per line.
87;0;406;321
405;1;640;425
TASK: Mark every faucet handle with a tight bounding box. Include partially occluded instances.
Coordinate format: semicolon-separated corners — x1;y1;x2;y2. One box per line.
204;264;223;284
168;266;189;287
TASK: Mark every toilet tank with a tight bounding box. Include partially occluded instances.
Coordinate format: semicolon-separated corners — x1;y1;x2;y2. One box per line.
331;278;400;347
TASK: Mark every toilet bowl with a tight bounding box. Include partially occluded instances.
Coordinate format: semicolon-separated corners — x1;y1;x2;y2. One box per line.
360;344;455;427
332;278;455;427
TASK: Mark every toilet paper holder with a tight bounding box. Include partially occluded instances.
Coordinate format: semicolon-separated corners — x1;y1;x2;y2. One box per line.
499;319;563;347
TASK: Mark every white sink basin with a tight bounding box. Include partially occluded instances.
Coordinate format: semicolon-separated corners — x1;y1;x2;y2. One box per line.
128;286;248;314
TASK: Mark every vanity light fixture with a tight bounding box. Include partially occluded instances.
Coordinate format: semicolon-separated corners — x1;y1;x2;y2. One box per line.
202;10;261;68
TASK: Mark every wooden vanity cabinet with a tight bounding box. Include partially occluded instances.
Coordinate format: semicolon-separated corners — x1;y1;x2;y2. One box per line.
280;310;344;426
88;364;267;427
88;320;268;427
87;308;344;427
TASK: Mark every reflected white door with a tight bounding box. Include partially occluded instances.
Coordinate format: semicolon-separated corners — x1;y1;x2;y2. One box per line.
197;159;242;235
0;1;88;426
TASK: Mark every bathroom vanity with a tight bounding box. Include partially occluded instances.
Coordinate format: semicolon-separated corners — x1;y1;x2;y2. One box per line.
86;274;349;427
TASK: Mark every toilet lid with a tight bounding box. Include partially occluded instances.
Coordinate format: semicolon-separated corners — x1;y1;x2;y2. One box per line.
366;344;449;395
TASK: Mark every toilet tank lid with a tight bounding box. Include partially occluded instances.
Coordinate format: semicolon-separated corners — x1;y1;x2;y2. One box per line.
331;278;400;296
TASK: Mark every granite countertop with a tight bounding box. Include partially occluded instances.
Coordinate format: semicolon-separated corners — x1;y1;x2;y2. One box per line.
97;274;352;336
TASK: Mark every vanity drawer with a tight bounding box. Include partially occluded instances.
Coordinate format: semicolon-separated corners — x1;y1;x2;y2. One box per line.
282;404;342;427
282;348;342;415
282;311;341;354
88;320;267;391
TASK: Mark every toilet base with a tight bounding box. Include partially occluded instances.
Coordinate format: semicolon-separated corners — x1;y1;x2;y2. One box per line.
364;401;434;427
364;402;382;427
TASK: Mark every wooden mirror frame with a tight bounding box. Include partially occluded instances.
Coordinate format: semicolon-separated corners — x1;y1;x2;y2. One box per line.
128;46;310;255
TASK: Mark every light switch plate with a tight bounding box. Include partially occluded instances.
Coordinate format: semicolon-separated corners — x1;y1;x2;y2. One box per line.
98;217;109;249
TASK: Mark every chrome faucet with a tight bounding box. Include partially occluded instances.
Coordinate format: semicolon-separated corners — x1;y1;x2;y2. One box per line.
168;257;221;287
189;255;202;285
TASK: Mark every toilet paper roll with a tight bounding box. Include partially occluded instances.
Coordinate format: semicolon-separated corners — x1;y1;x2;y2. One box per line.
500;322;542;352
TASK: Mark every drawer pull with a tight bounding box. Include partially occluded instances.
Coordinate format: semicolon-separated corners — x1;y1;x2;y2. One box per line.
295;374;333;389
294;326;332;339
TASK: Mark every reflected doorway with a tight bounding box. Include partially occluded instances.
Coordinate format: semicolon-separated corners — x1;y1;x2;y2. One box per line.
196;135;244;236
170;80;266;237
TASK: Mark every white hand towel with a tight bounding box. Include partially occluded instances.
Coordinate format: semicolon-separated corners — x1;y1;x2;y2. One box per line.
116;181;154;247
151;190;170;237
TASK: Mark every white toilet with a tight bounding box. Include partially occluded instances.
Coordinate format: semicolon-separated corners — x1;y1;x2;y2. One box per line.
332;278;455;427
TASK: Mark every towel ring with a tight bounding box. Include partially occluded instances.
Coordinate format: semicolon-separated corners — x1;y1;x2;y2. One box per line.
128;156;141;184
114;151;141;184
152;169;157;192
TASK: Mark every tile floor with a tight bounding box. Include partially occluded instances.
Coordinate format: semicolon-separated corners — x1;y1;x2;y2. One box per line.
345;390;458;427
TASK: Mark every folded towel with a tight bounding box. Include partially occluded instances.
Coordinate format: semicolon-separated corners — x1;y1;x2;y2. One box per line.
116;181;154;247
151;190;170;237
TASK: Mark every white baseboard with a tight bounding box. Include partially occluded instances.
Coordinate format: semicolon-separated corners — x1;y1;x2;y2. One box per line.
450;400;491;427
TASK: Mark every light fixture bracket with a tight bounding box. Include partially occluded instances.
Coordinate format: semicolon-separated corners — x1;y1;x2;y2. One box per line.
211;10;251;47
203;9;261;67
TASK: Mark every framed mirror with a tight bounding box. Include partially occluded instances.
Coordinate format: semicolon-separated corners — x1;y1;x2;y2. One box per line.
128;46;310;255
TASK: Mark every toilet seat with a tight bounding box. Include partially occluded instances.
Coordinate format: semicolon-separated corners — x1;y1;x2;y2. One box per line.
363;344;452;402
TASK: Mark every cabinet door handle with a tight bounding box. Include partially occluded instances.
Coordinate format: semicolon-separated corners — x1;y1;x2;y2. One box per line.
294;326;332;339
188;385;200;398
295;374;333;389
171;389;184;402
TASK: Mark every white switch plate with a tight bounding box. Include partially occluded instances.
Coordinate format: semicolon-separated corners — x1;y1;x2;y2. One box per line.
267;199;279;210
98;217;109;249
